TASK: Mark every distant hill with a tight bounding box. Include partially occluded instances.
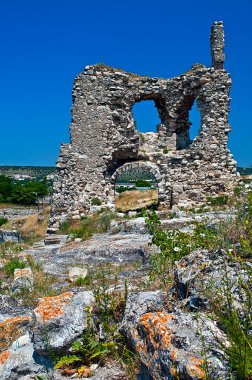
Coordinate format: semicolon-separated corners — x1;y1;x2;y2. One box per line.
237;167;252;175
0;166;56;180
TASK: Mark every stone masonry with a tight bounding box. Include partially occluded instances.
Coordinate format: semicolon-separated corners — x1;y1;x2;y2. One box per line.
48;21;237;232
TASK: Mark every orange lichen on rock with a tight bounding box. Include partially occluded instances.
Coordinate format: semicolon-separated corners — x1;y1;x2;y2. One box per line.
135;313;207;379
140;312;176;349
186;356;205;379
138;312;178;363
0;316;31;352
0;351;10;365
170;366;177;377
35;292;73;322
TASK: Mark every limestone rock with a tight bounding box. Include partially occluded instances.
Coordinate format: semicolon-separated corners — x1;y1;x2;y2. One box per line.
108;217;148;234
90;365;128;380
68;266;88;282
32;291;94;355
27;232;153;278
0;315;31;352
131;310;229;379
12;267;34;294
0;230;20;243
0;336;49;380
174;249;248;311
121;291;229;379
120;291;164;344
0;295;32;322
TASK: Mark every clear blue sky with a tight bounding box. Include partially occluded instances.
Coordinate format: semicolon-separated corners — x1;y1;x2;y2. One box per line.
0;0;251;167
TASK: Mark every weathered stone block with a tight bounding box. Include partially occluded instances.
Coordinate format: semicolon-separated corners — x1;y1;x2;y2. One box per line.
32;291;94;355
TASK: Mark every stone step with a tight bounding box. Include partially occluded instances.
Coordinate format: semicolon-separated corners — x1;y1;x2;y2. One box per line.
44;234;68;246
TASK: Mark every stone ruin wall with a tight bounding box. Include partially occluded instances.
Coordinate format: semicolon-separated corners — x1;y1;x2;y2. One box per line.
48;21;237;232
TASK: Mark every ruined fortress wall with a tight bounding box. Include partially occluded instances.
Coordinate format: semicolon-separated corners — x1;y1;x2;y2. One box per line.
48;21;237;232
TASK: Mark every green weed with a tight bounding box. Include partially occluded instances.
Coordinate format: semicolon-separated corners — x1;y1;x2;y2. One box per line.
210;257;252;379
207;195;229;207
0;217;8;226
59;212;117;240
91;197;102;206
4;257;25;276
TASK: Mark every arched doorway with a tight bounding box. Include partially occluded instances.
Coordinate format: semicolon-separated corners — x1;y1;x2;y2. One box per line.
111;162;161;212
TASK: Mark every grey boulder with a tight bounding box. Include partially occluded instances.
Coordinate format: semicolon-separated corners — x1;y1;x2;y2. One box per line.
32;290;94;355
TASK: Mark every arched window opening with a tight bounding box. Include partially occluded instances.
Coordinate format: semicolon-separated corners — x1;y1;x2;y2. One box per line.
132;100;160;133
189;101;201;142
114;164;159;212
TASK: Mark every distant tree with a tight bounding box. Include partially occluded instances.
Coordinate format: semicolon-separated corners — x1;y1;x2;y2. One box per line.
0;176;49;206
10;186;37;205
24;180;48;197
135;180;151;187
0;175;13;201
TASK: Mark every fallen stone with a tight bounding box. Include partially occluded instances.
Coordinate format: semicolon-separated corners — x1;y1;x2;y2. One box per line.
174;249;248;311
0;295;32;322
12;267;34;294
0;315;31;352
108;218;148;234
0;230;20;243
90;364;128;380
44;234;68;246
32;291;94;355
53;363;127;380
120;291;164;344
68;266;88;282
0;336;50;380
122;292;229;379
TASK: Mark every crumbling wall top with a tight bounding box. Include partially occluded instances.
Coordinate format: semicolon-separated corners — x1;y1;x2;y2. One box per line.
210;21;225;69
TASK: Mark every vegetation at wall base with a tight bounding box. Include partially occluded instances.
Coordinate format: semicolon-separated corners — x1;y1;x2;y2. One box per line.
0;217;8;226
59;212;118;240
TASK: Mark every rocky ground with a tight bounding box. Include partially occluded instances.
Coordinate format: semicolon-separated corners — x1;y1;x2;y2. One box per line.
0;205;250;379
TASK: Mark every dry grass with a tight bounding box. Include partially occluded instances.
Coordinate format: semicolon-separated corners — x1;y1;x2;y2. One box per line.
0;203;36;210
115;189;158;211
19;207;50;240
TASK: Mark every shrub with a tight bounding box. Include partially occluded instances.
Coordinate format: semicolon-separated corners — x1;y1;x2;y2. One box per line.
168;211;176;219
116;186;136;194
207;195;229;207
4;257;25;276
135;180;151;188
0;217;8;226
91;197;102;206
75;275;92;287
10;186;37;205
0;175;13;201
59;212;117;240
144;209;222;289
